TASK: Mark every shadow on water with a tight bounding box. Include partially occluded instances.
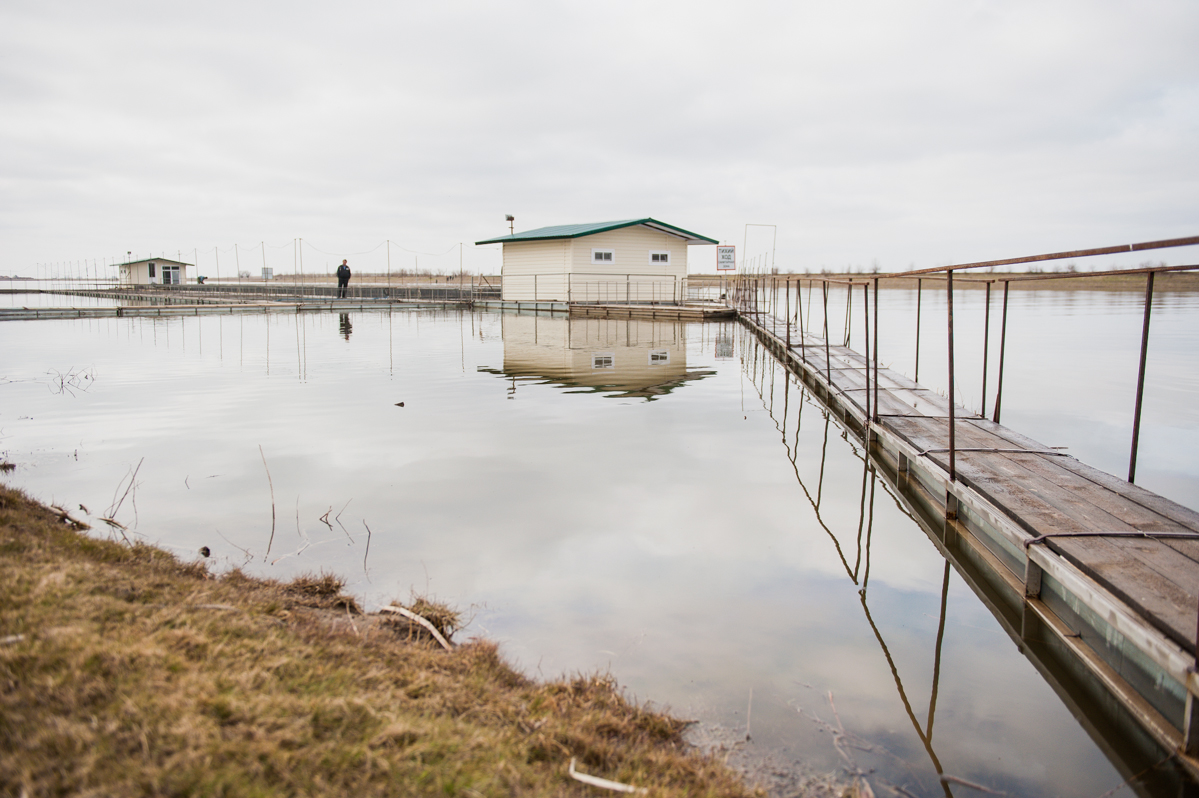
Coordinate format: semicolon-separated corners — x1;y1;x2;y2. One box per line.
739;327;1191;798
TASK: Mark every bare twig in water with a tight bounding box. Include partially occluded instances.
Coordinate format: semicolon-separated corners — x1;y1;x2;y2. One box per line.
567;758;646;794
318;506;333;528
259;445;276;559
216;529;253;565
362;520;372;581
379;604;453;651
106;458;144;527
336;502;354;542
99;516;129;543
940;774;1006;795
745;687;753;742
184;475;189;490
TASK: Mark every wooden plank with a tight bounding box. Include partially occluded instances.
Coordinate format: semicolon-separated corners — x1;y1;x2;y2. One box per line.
883;415;1199;648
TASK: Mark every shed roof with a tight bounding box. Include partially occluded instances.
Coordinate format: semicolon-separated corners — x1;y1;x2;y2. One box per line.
475;218;718;245
116;258;192;268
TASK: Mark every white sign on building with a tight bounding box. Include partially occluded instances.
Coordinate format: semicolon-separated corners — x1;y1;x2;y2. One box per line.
716;245;736;271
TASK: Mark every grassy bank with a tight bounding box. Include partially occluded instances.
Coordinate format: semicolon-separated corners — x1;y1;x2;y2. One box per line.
0;485;758;797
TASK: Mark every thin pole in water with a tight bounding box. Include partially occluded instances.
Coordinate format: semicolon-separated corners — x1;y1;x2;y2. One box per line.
1128;270;1156;483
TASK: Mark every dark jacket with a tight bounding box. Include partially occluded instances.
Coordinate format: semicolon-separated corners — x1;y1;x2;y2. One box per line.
336;264;351;282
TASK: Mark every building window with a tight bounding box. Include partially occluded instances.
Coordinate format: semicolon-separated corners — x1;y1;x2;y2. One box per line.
148;263;156;278
592;249;614;264
650;251;670;264
592;353;615;369
649;349;670;365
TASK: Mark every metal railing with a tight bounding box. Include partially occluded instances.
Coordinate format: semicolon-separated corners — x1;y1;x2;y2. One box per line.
730;235;1199;486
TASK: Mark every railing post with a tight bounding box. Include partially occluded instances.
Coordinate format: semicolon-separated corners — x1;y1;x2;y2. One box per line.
915;277;922;382
873;277;879;424
863;281;871;439
785;278;791;350
981;281;992;416
822;281;831;386
1128;270;1156;483
947;269;956;483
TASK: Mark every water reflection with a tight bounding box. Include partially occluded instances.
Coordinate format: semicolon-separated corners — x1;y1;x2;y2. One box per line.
339;313;353;340
0;307;1181;798
480;313;715;400
737;325;1185;798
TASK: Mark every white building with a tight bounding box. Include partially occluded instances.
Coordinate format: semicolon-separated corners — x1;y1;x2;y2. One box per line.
476;218;718;303
118;258;191;286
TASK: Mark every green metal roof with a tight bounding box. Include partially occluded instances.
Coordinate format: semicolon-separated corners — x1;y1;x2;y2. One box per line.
475;218;718;245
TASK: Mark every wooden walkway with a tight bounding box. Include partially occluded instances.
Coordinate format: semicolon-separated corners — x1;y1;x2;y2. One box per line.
740;309;1199;773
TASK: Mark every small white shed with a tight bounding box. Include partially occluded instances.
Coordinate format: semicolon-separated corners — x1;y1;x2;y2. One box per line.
476;218;718;303
118;258;191;286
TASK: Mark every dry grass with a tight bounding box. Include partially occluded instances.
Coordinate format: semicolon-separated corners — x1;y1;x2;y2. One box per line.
0;485;762;797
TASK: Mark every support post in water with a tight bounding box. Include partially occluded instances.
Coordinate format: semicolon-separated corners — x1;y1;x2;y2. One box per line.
947;269;956;483
1128;270;1156;483
992;281;1010;424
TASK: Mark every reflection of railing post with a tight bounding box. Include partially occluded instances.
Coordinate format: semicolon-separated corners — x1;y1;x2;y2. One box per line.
1128;270;1156;483
947;269;956;483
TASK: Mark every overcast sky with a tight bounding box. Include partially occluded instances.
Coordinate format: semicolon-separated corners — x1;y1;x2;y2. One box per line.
2;0;1197;275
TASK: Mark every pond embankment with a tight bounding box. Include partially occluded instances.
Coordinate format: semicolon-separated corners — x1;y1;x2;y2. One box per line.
0;485;768;797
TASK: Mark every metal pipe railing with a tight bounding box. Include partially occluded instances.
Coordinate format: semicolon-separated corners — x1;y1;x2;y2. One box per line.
730;234;1197;489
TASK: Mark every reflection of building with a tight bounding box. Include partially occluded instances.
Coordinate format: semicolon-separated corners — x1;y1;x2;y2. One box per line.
487;313;713;400
475;218;718;303
117;258;191;286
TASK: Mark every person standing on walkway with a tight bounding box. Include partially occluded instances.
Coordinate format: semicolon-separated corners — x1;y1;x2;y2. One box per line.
336;259;351;299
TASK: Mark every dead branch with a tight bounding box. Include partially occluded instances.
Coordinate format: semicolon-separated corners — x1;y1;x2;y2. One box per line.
567;758;647;794
379;604;453;651
49;504;90;530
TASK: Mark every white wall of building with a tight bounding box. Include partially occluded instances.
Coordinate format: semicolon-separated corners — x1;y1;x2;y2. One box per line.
501;225;691;302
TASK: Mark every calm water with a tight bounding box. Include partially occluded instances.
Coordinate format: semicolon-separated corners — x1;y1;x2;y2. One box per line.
1;293;1196;797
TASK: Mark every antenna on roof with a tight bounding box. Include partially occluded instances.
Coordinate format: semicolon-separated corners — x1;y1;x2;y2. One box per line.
505;215;514;235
